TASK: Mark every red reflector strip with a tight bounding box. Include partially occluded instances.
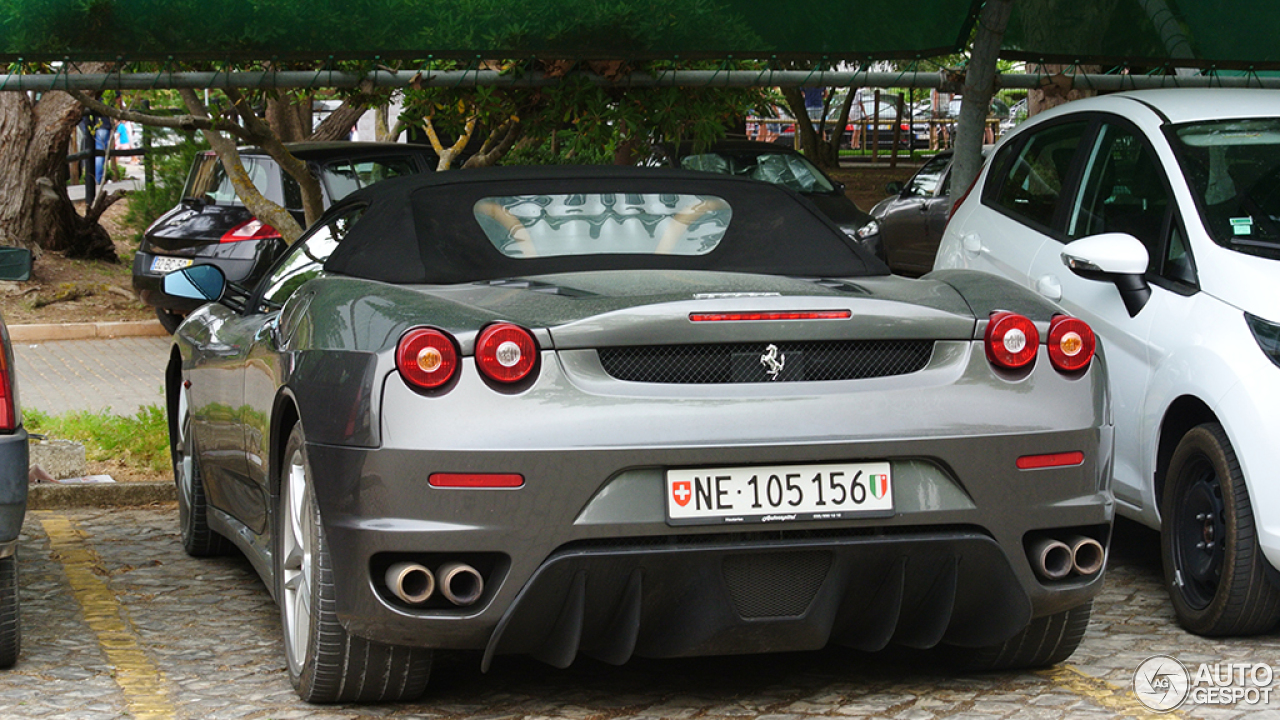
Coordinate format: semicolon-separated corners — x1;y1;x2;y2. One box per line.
689;310;852;322
1016;451;1085;470
429;473;524;488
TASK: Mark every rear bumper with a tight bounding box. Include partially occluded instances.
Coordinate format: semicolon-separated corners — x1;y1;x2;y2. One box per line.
310;426;1112;660
0;428;29;546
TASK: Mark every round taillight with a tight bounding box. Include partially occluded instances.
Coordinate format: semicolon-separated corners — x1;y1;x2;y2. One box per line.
1048;315;1096;372
397;328;459;390
985;311;1040;370
476;323;538;384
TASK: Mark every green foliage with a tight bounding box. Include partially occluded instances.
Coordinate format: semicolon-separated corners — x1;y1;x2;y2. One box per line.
400;60;773;166
25;405;170;476
121;127;207;241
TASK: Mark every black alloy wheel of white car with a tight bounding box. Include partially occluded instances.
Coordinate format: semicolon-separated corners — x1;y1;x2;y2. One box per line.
1161;423;1280;636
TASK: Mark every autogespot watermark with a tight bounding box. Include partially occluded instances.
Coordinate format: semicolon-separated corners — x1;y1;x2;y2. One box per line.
1133;655;1275;712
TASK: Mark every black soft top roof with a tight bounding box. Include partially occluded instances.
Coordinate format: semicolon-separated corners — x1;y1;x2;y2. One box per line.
323;165;888;284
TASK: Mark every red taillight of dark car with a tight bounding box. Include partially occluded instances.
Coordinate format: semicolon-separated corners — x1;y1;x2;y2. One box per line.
0;339;14;431
985;311;1039;370
220;218;282;243
475;323;538;384
397;328;459;390
1047;315;1096;373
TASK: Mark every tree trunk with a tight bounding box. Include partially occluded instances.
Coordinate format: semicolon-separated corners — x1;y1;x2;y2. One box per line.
950;0;1014;209
266;91;310;143
0;64;118;260
781;87;823;165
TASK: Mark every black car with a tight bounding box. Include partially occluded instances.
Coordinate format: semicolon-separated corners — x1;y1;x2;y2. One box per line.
646;140;883;260
0;250;31;669
133;141;440;332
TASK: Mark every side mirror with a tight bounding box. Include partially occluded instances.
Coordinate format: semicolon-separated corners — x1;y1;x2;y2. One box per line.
885;181;904;195
1061;233;1151;317
163;264;227;303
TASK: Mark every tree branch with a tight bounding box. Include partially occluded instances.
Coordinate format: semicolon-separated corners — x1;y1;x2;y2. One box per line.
71;89;253;141
179;88;305;244
223;88;324;226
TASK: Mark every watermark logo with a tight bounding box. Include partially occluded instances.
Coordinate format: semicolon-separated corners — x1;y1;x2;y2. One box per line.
1134;656;1275;712
1134;655;1189;712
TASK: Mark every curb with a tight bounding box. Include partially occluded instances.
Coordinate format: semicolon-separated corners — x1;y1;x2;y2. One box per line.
9;320;169;343
28;481;176;509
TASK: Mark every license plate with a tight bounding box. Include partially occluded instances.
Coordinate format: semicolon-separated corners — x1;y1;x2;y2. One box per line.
150;256;192;273
666;461;892;526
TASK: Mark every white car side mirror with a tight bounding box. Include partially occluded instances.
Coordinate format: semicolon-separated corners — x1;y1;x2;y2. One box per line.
1060;233;1149;275
1060;233;1151;317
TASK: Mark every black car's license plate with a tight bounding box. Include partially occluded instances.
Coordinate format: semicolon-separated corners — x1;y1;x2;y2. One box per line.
665;461;893;525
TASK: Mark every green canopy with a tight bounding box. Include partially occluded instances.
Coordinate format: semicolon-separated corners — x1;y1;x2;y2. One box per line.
1003;0;1280;70
3;0;1278;71
0;0;981;62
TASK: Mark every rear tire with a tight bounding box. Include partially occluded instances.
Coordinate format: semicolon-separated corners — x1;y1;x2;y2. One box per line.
0;554;19;669
172;385;232;557
1161;423;1280;636
277;423;431;703
946;601;1092;671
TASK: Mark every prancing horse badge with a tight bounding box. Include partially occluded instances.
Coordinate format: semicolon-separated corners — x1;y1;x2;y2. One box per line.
760;344;785;380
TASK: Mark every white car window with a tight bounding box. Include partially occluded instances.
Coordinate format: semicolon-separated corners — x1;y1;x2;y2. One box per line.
1067;124;1170;272
989;121;1089;230
1171;118;1280;257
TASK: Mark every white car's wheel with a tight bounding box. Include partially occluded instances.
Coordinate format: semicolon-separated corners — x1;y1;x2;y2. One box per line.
277;423;431;703
173;385;231;557
1161;423;1280;636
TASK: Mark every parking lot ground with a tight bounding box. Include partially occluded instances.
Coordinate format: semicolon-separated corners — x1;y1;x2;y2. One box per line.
7;507;1280;719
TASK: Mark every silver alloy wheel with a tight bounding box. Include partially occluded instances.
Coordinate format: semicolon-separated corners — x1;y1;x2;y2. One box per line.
175;387;195;527
281;444;314;673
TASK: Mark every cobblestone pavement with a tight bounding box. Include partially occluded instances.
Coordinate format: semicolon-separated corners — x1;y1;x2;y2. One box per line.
12;336;170;416
6;508;1280;720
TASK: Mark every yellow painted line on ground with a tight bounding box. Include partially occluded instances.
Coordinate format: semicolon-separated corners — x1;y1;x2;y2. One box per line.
1039;664;1186;718
38;512;177;720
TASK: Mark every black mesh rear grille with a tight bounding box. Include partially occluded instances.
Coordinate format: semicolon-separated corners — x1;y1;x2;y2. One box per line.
722;551;832;618
597;340;934;384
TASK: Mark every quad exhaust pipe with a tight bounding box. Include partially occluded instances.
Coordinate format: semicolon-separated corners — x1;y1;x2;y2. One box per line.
438;562;485;606
385;562;436;606
384;560;485;607
1066;534;1106;576
1027;534;1106;581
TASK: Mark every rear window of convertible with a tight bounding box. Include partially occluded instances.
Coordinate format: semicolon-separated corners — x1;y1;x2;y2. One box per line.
474;193;731;258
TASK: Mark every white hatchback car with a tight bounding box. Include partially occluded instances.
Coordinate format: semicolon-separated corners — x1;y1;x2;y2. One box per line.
936;88;1280;636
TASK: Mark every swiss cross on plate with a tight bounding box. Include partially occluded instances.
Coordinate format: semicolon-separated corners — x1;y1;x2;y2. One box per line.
671;480;692;507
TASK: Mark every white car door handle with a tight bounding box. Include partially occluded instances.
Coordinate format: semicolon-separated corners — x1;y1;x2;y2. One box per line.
1035;274;1063;301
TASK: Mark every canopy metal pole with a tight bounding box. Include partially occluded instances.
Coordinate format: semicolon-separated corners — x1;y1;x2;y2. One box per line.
4;69;1280;92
